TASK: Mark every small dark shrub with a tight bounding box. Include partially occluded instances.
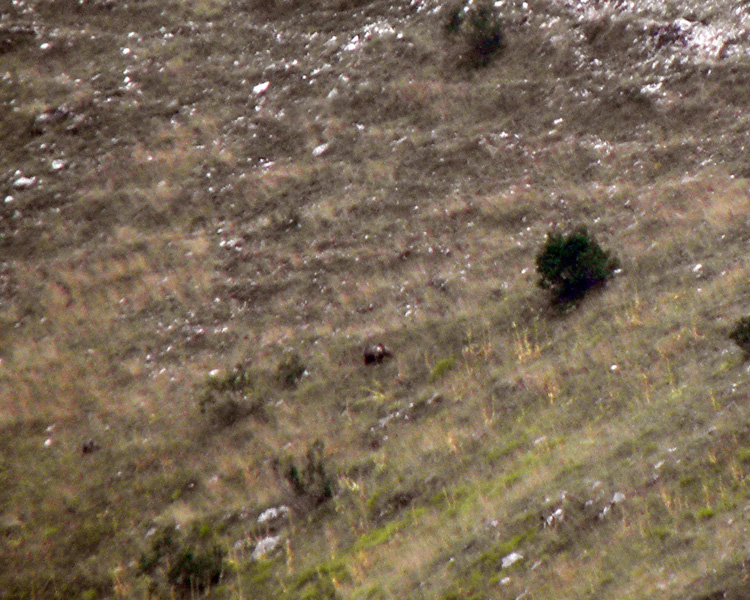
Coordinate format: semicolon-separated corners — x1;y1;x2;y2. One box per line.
276;351;306;388
444;0;505;68
275;440;335;506
199;393;244;428
729;317;750;356
206;362;254;393
535;226;619;303
139;523;225;597
199;362;266;428
443;1;465;34
270;207;302;233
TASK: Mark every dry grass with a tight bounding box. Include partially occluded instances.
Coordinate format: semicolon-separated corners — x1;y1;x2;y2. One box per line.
3;0;750;599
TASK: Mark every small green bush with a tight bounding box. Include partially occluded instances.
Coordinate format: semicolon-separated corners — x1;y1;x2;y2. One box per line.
287;560;349;600
199;393;245;428
444;0;505;69
199;362;266;428
729;316;750;356
275;440;335;506
276;351;307;388
444;3;464;35
139;523;225;597
430;356;456;382
205;362;254;393
535;226;619;304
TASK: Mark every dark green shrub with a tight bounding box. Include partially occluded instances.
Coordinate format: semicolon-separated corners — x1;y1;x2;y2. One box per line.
199;362;266;428
139;523;225;597
444;0;505;68
199;393;245;428
535;226;619;303
205;362;253;393
275;440;335;506
443;1;465;34
276;351;306;388
729;317;750;356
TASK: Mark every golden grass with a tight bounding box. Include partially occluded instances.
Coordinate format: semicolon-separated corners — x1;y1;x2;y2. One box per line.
4;0;750;598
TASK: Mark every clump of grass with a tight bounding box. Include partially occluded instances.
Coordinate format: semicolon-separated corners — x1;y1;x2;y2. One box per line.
138;522;226;597
443;0;505;69
205;362;254;393
276;351;307;389
198;362;266;428
287;559;350;600
535;226;620;304
430;356;457;382
729;316;750;357
274;440;335;506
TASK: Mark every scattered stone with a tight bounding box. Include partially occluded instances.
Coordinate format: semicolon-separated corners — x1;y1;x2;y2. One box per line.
363;343;392;365
543;507;565;528
50;159;67;172
257;505;289;525
0;25;36;53
251;535;281;560
312;143;329;157
501;551;523;569
12;175;36;190
32;106;72;132
253;81;270;95
66;113;89;134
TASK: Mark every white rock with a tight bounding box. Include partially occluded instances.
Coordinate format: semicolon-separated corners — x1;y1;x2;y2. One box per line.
251;535;280;560
612;492;626;504
312;143;329;157
253;81;270;95
258;505;289;524
12;176;36;190
501;551;523;569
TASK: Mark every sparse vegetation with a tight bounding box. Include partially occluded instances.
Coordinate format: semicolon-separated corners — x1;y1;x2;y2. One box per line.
275;440;335;506
430;356;457;381
444;0;505;68
2;0;750;599
276;351;307;388
138;523;226;597
729;316;750;356
198;362;266;428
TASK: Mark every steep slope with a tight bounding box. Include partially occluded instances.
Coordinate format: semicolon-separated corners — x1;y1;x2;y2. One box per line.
1;0;750;598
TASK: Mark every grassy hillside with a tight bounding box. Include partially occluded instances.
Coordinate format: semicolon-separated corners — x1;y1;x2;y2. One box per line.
2;0;750;598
